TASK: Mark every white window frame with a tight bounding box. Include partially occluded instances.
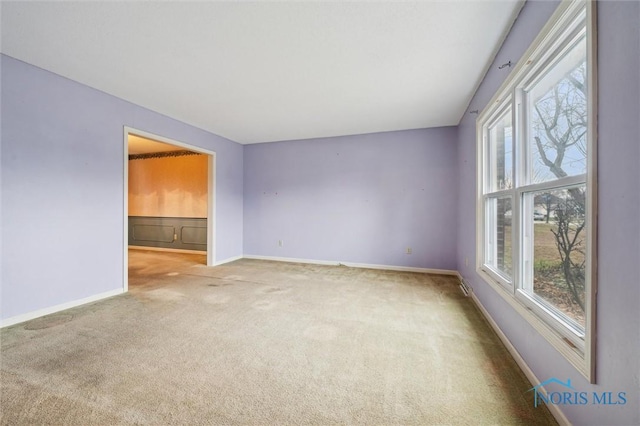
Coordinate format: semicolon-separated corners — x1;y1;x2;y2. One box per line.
475;0;597;382
481;98;515;289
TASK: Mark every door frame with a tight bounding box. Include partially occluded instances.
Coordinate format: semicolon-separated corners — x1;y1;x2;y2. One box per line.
123;126;216;292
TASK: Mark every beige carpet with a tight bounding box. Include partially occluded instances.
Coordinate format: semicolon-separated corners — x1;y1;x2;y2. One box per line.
1;250;556;425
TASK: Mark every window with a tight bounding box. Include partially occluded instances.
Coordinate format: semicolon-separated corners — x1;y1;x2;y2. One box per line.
476;0;596;380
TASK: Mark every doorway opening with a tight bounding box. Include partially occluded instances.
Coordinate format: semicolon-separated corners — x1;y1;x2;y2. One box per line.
123;127;216;292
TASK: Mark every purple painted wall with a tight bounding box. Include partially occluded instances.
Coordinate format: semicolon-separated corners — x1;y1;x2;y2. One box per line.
2;1;639;422
244;128;458;270
0;55;243;321
456;1;640;424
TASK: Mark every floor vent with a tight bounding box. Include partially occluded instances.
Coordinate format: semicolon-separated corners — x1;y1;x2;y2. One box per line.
459;278;471;296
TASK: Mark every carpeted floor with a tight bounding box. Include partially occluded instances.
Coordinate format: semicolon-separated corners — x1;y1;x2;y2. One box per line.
1;250;556;425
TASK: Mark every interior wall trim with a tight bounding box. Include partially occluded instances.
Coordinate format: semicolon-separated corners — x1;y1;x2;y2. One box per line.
242;254;459;275
128;246;206;255
0;288;124;329
468;291;571;426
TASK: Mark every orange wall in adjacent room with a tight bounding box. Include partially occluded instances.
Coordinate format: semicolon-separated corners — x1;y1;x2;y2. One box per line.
129;154;208;218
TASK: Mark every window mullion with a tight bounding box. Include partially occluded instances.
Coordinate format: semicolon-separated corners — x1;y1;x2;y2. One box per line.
512;92;523;296
519;189;534;294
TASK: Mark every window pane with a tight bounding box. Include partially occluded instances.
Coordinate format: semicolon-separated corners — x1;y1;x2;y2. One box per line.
527;35;587;184
528;187;586;329
485;197;512;278
487;109;513;191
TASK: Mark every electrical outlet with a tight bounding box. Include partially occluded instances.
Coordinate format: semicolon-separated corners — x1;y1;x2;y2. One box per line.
278;240;283;247
406;247;412;255
465;257;469;266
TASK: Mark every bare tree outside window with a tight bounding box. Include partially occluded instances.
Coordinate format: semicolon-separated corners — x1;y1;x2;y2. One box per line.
529;39;587;327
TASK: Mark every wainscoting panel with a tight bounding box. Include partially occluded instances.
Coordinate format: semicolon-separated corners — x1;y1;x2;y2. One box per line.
181;226;207;245
128;216;207;251
133;224;175;243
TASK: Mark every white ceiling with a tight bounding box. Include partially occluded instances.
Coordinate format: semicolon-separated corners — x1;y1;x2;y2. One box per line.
1;1;523;144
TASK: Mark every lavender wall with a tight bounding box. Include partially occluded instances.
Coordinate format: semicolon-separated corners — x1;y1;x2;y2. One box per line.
456;2;640;424
0;55;243;321
2;2;638;422
244;128;458;270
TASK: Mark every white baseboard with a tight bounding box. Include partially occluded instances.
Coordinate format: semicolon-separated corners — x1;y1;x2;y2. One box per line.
242;254;458;275
469;291;570;426
214;255;243;266
244;254;338;266
1;288;124;328
128;246;206;255
342;261;457;275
